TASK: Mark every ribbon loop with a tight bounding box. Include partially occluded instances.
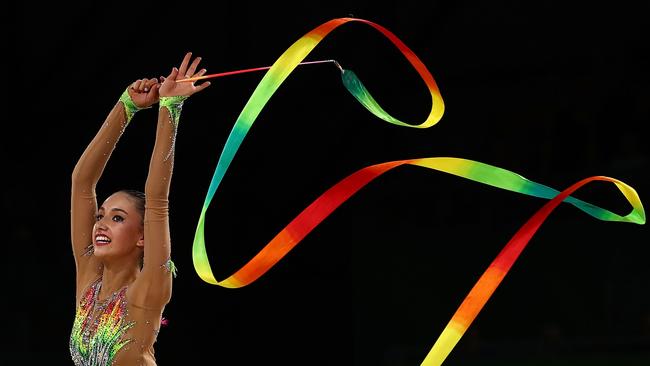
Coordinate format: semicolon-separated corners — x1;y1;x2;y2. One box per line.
191;17;645;366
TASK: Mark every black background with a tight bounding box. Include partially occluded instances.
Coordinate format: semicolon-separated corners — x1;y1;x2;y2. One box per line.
8;1;650;365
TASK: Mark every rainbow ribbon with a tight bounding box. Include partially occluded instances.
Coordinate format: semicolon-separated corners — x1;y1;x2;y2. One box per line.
191;17;645;365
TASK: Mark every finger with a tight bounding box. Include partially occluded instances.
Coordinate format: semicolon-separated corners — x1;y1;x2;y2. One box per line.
194;81;211;92
152;83;161;97
133;79;144;91
168;67;179;81
144;78;158;91
178;52;192;77
164;68;174;81
195;68;207;77
186;56;202;77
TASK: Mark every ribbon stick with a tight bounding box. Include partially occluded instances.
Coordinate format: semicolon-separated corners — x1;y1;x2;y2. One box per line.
176;59;341;83
191;17;645;365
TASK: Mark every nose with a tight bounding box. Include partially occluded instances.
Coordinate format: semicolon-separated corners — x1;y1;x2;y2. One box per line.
95;217;108;230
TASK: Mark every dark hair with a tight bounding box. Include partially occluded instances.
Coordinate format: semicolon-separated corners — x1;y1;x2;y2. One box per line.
117;189;146;223
117;189;146;269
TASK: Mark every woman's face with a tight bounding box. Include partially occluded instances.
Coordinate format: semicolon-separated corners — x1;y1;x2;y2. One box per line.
92;192;144;260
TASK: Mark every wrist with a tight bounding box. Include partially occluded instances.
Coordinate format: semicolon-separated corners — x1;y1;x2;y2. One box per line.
118;87;145;124
159;95;188;127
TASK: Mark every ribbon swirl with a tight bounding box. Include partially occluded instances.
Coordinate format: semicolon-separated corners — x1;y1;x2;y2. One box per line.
191;17;645;365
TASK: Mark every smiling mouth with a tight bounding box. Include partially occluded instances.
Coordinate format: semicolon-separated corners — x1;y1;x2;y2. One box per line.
95;235;112;246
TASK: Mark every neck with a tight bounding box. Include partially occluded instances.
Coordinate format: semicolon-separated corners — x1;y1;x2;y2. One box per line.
99;259;140;298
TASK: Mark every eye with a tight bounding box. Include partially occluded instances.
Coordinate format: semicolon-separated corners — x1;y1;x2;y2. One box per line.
95;214;104;221
112;215;124;223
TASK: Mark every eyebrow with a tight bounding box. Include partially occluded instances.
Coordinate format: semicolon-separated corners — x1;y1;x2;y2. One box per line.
98;207;129;215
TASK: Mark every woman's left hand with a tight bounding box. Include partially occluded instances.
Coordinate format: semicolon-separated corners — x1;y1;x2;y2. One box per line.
159;52;211;97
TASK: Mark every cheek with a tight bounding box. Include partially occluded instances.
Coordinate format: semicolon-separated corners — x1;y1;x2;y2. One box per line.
119;223;143;240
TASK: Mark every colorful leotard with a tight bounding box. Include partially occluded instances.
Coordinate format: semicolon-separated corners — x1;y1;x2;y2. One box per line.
70;278;133;365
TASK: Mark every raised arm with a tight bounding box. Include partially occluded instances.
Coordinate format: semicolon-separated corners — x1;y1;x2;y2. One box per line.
131;52;210;308
71;78;160;291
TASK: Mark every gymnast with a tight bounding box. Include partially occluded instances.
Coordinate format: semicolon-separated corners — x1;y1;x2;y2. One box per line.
69;52;210;365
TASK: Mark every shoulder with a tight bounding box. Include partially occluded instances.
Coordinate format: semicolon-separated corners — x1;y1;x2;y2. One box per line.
126;271;173;310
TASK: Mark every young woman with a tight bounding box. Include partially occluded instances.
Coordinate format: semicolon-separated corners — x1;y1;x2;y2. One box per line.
69;52;210;365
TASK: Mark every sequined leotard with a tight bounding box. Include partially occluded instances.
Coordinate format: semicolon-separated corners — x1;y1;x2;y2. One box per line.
70;92;184;365
70;279;133;365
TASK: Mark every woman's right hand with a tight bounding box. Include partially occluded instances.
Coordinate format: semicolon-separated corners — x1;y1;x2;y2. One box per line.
128;78;161;109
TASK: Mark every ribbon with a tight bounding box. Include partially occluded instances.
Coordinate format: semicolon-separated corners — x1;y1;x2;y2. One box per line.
191;17;645;365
